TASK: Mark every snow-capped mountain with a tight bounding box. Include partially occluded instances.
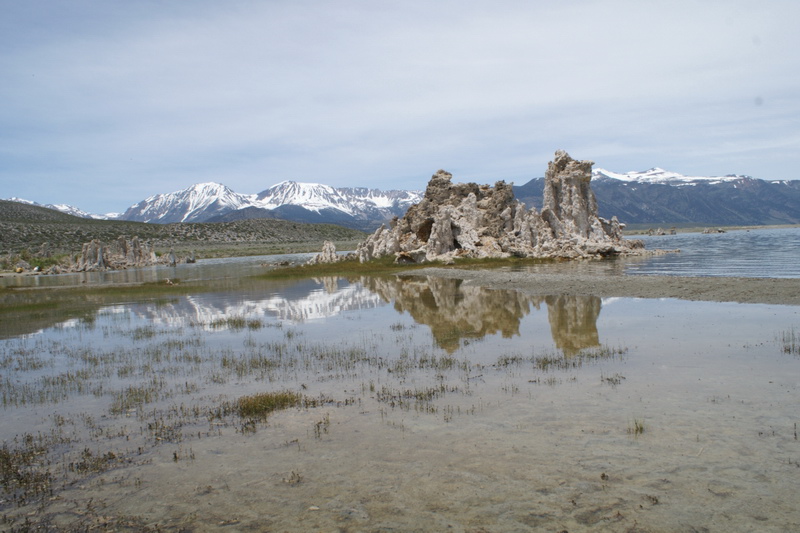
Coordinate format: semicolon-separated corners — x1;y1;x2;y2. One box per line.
119;182;254;224
256;181;358;213
118;180;423;230
592;167;748;186
514;169;800;226
8;164;799;228
254;181;422;219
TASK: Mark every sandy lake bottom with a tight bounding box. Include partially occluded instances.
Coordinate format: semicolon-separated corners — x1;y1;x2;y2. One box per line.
1;275;799;532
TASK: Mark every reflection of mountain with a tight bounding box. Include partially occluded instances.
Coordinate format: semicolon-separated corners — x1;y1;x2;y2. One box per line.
545;295;601;356
360;276;602;354
4;274;603;354
1;277;386;338
129;277;386;328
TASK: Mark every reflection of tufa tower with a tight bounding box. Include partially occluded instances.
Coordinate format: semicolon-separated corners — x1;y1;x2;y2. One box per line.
361;276;604;355
362;276;535;353
544;295;602;356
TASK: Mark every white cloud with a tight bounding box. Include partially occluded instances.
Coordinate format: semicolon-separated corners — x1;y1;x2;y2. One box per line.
1;0;798;212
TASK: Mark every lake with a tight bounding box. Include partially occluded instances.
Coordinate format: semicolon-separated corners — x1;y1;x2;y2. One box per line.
629;226;800;278
1;228;799;531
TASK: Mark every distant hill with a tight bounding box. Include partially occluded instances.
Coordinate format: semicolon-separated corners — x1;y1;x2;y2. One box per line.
0;200;366;256
0;199;93;223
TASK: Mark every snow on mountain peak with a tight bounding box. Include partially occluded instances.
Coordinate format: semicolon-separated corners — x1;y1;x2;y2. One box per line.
256;181;357;214
593;167;743;185
124;181;253;223
6;196;36;205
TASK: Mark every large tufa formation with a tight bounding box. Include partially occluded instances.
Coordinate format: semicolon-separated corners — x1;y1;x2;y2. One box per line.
356;150;643;263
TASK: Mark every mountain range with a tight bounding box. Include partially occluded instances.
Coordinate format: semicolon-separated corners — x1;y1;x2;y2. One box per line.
6;168;800;229
516;168;800;227
115;181;423;232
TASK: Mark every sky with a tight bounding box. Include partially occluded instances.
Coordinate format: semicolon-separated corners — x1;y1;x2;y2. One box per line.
2;0;799;215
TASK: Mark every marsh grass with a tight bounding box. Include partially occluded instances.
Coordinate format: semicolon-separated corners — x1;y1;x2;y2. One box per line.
532;344;628;371
601;372;626;387
109;377;166;415
255;252;553;281
779;327;799;355
68;447;125;475
0;432;67;506
628;418;646;437
374;384;458;413
210;315;249;330
235;390;305;420
0;269;640;528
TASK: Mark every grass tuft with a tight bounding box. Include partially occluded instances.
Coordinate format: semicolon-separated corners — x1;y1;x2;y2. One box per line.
236;390;304;420
628;418;646;436
780;327;799;355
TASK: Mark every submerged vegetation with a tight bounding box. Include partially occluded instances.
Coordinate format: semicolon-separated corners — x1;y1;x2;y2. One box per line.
1;252;799;530
0;280;639;529
628;418;646;437
779;327;800;355
494;345;628;372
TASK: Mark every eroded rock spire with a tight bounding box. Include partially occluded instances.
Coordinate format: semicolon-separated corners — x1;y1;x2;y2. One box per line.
356;150;643;263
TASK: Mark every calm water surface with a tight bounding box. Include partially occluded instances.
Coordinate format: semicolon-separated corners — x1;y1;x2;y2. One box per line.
626;226;800;278
1;230;799;531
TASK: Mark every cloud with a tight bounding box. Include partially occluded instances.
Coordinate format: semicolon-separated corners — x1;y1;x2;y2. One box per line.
1;0;798;212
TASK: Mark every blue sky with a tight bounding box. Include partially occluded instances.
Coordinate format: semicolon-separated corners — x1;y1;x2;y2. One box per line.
2;1;799;214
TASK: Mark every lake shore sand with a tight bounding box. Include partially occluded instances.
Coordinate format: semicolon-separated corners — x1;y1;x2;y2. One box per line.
406;267;800;306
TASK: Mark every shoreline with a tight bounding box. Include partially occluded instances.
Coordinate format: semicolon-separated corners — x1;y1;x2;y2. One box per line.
405;267;800;306
622;222;800;235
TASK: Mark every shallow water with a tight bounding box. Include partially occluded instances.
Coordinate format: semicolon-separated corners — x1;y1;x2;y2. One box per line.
626;226;800;278
1;273;799;531
0;252;317;290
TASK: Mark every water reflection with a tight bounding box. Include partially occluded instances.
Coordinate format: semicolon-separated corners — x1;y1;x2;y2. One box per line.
362;276;601;354
544;294;601;355
2;275;604;355
143;279;386;327
362;276;541;352
0;276;384;338
0;253;316;290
